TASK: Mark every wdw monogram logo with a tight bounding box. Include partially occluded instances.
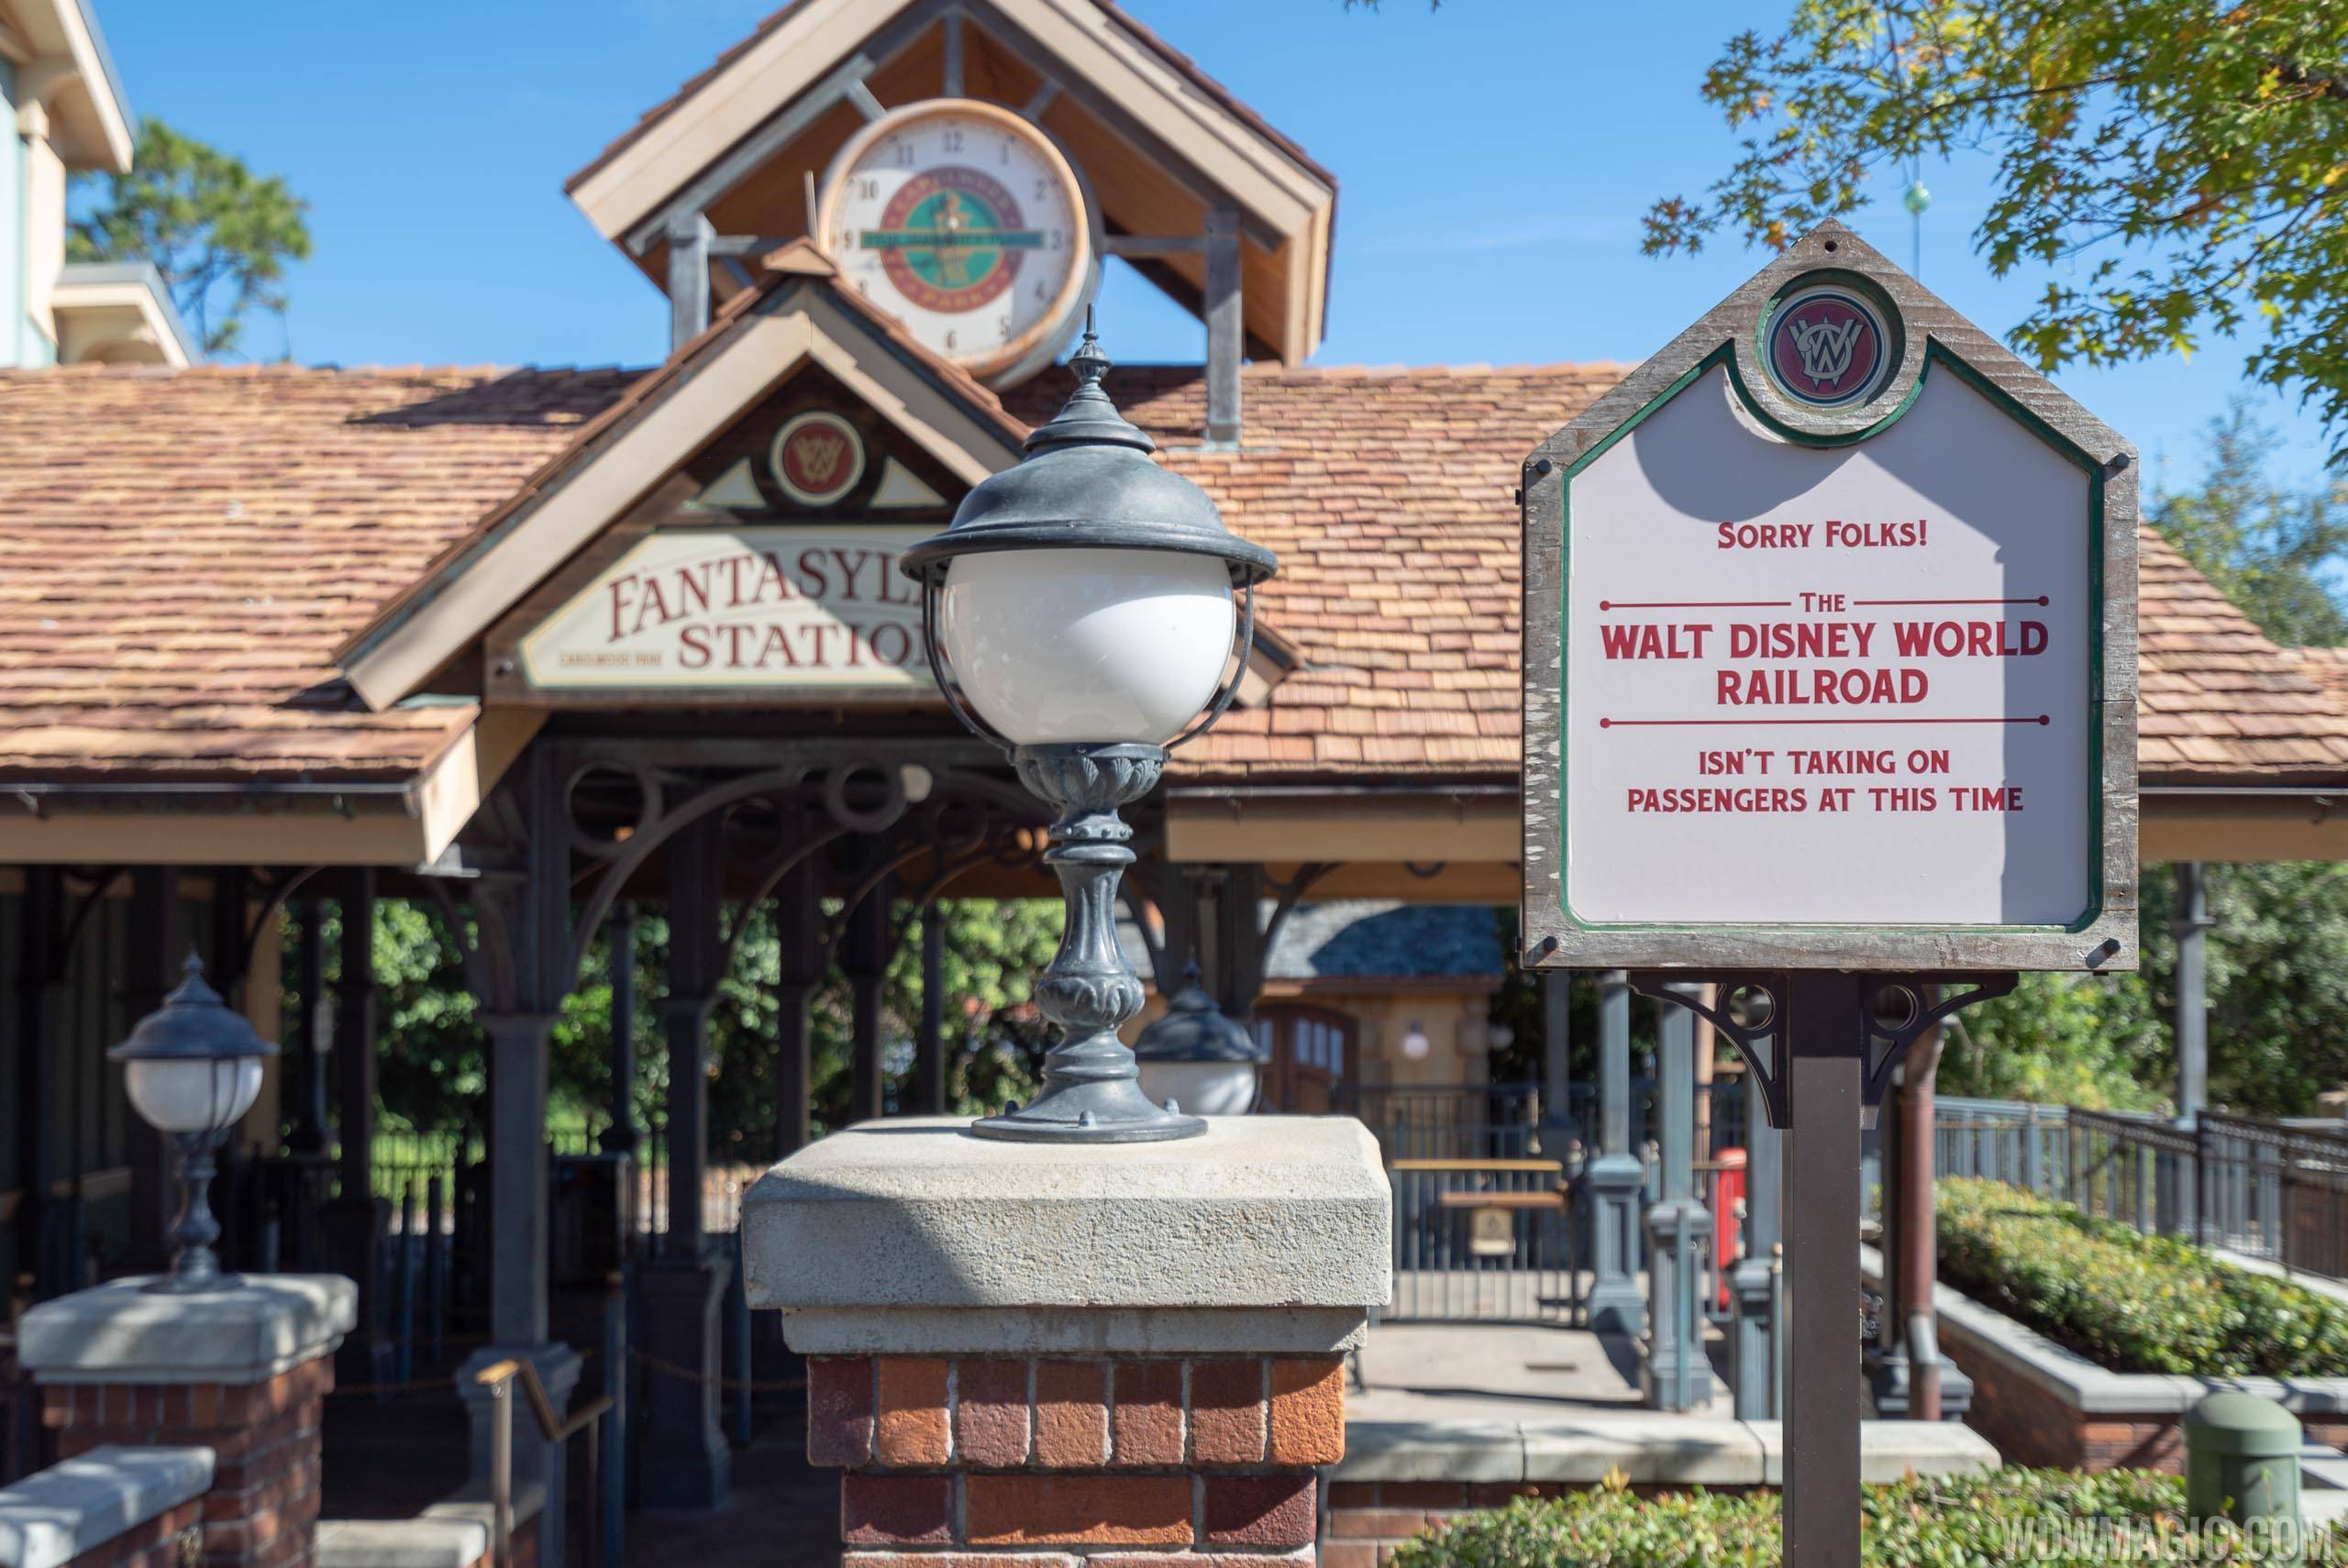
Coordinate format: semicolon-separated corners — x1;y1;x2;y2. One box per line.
1789;313;1866;390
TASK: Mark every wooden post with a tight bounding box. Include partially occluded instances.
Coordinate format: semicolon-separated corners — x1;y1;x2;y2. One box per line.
122;867;184;1274
601;902;641;1154
845;871;895;1123
1781;974;1865;1568
1203;208;1243;446
661;818;724;1257
774;854;821;1157
667;214;714;354
918;904;947;1115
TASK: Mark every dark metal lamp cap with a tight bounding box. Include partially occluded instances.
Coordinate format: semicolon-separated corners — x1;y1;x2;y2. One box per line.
1133;966;1267;1064
898;325;1277;588
108;952;280;1063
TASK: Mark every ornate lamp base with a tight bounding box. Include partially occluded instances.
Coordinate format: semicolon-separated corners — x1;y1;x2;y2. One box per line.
977;744;1208;1144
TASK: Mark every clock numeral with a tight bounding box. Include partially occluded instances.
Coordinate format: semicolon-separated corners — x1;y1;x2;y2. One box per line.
996;315;1013;339
945;328;958;351
1000;137;1013;164
942;128;965;152
1049;230;1064;251
889;138;914;168
1033;178;1049;199
1034;281;1048;301
855;178;878;201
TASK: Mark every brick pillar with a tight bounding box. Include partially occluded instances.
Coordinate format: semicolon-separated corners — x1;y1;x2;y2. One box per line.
18;1276;357;1568
745;1118;1388;1568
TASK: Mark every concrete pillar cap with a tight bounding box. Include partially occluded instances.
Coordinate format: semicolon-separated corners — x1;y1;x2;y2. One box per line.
17;1275;356;1386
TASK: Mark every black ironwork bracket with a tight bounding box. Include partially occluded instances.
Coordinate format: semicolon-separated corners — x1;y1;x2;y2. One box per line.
1628;970;2018;1131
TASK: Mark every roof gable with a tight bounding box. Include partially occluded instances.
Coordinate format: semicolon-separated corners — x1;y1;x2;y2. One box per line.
566;0;1335;365
335;253;1027;711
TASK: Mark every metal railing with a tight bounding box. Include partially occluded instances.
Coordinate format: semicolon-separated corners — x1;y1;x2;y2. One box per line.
475;1352;616;1568
1933;1096;2348;1283
1383;1157;1583;1323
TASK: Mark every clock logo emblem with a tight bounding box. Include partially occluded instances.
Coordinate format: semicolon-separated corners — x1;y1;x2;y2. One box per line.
866;168;1038;315
1763;282;1895;408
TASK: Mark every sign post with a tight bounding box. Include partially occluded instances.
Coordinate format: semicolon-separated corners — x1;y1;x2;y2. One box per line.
1519;222;2138;1564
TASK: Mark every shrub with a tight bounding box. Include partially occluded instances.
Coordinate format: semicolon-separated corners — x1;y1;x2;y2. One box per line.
1387;1472;2348;1566
1936;1176;2348;1377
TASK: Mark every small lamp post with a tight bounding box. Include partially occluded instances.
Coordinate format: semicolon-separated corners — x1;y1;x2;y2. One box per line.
109;953;278;1292
1133;966;1268;1117
900;325;1276;1143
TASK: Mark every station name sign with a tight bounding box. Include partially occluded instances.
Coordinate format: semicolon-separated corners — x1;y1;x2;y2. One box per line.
1521;225;2138;973
515;525;930;691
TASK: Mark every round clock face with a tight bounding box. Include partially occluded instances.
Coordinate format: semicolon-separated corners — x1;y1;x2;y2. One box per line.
819;98;1096;384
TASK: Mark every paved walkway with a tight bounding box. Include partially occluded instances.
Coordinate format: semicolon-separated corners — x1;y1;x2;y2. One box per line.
1352;1320;1734;1424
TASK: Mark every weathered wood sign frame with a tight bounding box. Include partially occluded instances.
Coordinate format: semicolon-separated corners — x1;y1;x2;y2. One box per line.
1520;223;2139;975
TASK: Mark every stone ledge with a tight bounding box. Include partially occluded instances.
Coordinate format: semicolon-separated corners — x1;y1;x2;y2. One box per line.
1861;1245;2348;1417
780;1307;1371;1356
316;1518;489;1568
1337;1418;1999;1488
18;1277;357;1386
744;1118;1390;1331
0;1445;213;1568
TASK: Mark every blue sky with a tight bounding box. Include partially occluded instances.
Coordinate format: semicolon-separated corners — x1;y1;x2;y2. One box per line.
89;0;2335;491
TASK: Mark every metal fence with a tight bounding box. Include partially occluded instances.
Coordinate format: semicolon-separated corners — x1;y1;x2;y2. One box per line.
1384;1157;1584;1323
1932;1096;2348;1284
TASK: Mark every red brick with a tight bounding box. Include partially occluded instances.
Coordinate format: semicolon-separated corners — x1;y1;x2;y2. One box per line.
1330;1509;1436;1539
1033;1361;1107;1468
1091;1556;1312;1568
808;1357;875;1468
1111;1362;1184;1467
954;1360;1031;1468
1205;1475;1316;1549
1268;1359;1345;1465
1325;1483;1379;1508
874;1358;950;1466
1187;1361;1265;1464
1379;1483;1468;1507
841;1474;952;1547
845;1556;1077;1568
966;1475;1191;1546
1322;1547;1379;1568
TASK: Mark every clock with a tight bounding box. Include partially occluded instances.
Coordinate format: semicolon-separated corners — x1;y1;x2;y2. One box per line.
818;97;1098;386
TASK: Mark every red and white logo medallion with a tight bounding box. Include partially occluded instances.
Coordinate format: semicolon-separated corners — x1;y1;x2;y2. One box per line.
1764;282;1894;409
770;412;866;507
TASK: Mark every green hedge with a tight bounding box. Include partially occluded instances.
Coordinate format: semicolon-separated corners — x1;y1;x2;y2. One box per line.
1388;1473;2347;1566
1936;1176;2348;1377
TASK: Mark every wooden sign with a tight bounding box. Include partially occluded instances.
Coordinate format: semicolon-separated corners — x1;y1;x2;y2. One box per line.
1520;224;2137;973
515;524;931;692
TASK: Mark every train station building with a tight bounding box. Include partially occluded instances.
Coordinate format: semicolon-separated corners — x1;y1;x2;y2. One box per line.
6;0;2348;1544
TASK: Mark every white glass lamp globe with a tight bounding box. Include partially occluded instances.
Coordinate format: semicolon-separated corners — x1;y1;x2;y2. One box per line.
125;1055;264;1134
938;547;1236;745
1400;1023;1434;1061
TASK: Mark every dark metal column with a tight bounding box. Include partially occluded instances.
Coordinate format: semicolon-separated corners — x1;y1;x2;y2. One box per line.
1892;1031;1960;1420
1584;969;1645;1335
324;871;393;1388
1644;980;1712;1409
845;872;894;1123
122;867;184;1275
639;814;731;1509
1782;973;1865;1568
1541;972;1572;1132
917;904;947;1115
773;856;820;1158
1729;1029;1780;1419
285;898;331;1156
2176;862;2210;1120
14;868;63;1296
600;902;640;1154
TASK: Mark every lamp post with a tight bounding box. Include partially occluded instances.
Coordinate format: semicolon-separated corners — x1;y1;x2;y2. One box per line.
900;324;1276;1143
1133;966;1268;1117
109;952;278;1293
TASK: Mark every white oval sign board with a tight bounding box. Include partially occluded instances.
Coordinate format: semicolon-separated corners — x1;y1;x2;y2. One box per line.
1521;225;2137;973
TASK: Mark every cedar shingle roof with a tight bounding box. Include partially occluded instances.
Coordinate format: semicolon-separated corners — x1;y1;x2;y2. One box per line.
4;356;2344;795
